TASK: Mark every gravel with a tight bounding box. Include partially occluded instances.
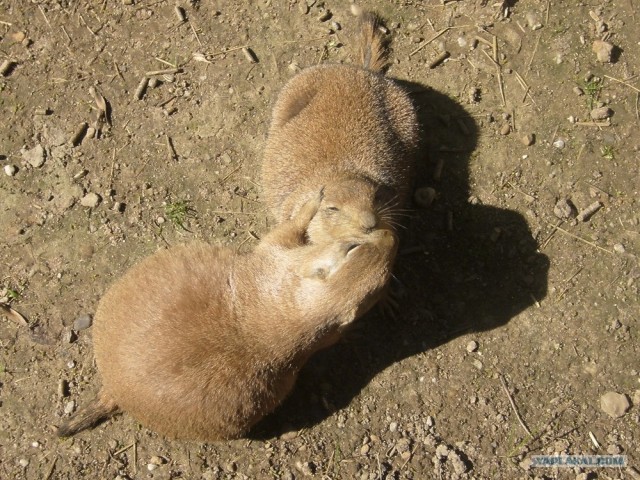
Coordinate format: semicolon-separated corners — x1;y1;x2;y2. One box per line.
600;391;631;418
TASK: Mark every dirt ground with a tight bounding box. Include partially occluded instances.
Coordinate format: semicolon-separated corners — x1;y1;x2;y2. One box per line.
1;0;639;479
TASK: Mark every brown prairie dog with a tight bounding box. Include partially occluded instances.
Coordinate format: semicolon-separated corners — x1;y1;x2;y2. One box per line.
261;10;420;244
56;193;397;441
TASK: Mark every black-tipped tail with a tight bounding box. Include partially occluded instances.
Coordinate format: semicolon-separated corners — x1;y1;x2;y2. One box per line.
57;394;119;437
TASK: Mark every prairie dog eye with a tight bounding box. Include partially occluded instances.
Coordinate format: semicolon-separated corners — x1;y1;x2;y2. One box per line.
325;206;340;212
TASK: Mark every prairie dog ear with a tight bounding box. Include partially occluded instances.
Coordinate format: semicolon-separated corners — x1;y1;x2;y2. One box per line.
297;250;339;279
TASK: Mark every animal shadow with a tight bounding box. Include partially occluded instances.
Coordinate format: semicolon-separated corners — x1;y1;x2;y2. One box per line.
251;80;549;438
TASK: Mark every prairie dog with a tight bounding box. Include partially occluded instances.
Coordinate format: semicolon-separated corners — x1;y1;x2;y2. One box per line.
261;11;419;244
56;194;397;441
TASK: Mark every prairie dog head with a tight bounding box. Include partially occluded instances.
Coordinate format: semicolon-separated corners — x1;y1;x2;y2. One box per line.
305;177;400;244
296;228;397;328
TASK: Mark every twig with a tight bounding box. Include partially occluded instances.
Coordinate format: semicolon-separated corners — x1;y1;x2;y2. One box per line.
526;33;541;73
575;120;611;127
44;454;59;480
409;27;451;57
38;5;52;29
542;220;614;254
500;374;533;438
165;134;177;161
604;74;640;93
145;67;180;76
113;443;134;456
220;164;242;184
189;22;203;47
154;57;177;68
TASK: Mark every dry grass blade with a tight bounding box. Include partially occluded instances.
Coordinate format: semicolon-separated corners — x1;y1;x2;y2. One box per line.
89;86;107;113
0;303;29;326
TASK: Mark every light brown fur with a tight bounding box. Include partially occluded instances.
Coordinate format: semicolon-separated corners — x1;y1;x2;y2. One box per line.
261;10;419;244
56;194;397;441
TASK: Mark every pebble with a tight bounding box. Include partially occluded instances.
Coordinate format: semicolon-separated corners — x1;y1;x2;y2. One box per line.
64;400;75;414
18;458;29;467
58;379;69;397
553;199;576;219
525;12;543;30
472;359;483;369
426;415;435;427
80;192;101;208
318;10;331;22
466;340;479;352
573;86;584;96
147;463;158;472
521;134;535;146
435;444;450;458
607;444;622;454
590;106;613;120
389;421;398;432
21;144;46;168
592;40;614;63
64;329;77;343
414;187;437;208
613;244;625;254
553;139;565;149
360;444;370;455
500;124;511;135
4;164;17;176
149;455;165;465
73;313;93;331
449;450;469;474
600;391;630;418
31;441;40;448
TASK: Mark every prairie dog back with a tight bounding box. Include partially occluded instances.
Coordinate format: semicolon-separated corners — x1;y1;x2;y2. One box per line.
261;10;419;244
56;196;397;441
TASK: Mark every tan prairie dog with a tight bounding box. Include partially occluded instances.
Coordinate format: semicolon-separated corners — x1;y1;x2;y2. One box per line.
56;193;397;441
261;9;420;244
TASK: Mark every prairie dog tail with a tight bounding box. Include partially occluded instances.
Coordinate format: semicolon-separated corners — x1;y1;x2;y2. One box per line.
351;6;390;73
56;393;119;437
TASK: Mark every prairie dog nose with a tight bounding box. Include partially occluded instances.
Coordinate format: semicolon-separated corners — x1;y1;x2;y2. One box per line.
360;211;378;231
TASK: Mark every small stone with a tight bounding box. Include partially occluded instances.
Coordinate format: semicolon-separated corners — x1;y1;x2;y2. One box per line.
573;86;584;96
389;421;398;432
553;199;576;219
426;415;435;427
592;40;614;63
64;400;75;414
31;441;40;448
472;359;483;369
64;329;77;344
298;2;309;14
500;124;511;135
435;444;450;458
58;379;69;397
525;12;542;30
113;202;126;213
600;391;630;418
466;340;479;352
156;216;166;225
80;192;101;208
607;444;622;454
521;134;535;146
223;462;237;473
318;10;332;22
553;139;565;149
147;464;158;472
449;450;469;474
590;106;613;120
4;164;17;176
414;187;437;208
21;144;46;168
280;430;298;441
519;457;533;471
18;458;29;467
360;444;370;455
73;314;93;331
108;440;118;449
613;244;625;254
149;455;165;465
